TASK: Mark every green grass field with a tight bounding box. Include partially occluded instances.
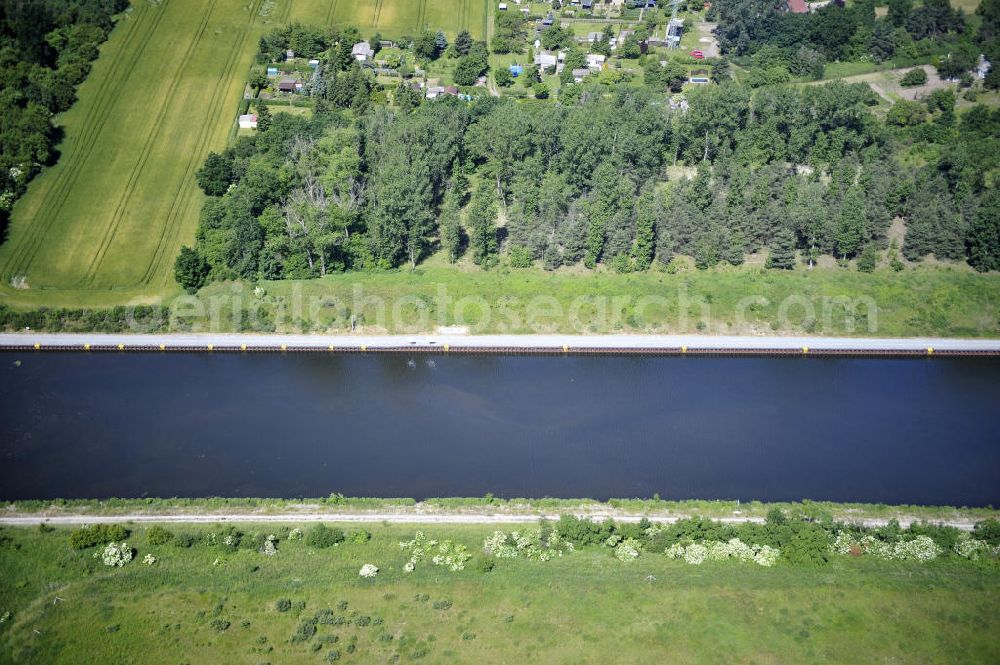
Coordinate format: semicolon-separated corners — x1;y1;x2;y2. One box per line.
0;0;487;310
177;262;1000;337
1;522;998;664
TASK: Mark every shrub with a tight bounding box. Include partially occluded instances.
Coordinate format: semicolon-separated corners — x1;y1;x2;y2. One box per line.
146;526;174;546
173;532;198;548
210;619;231;632
508;245;534;268
349;529;371;544
431;599;452;611
973;518;1000;546
900;67;927;87
214;526;242;551
326;650;341;662
97;542;133;567
306;524;345;549
291;618;318;643
856;244;878;272
474;557;495;573
781;523;830;565
275;599;292;613
70;524;129;549
354;615;372;627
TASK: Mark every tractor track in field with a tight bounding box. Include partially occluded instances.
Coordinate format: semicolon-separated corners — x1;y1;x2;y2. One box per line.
325;0;339;27
139;30;246;288
416;0;428;32
459;0;469;32
372;0;384;28
83;0;219;287
278;0;292;24
141;5;263;288
145;20;262;286
3;5;166;280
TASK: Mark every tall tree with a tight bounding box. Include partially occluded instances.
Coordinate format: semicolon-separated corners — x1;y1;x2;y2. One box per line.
468;180;498;265
766;226;797;269
439;187;465;263
835;189;866;260
967;190;1000;272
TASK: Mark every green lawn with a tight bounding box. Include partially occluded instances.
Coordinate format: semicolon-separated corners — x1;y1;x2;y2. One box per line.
165;262;1000;337
1;522;998;664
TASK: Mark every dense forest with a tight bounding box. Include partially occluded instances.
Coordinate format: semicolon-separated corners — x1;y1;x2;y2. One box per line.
0;0;128;233
712;0;999;86
182;83;1000;288
172;10;1000;290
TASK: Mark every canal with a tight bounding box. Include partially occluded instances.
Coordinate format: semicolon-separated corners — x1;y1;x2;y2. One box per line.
1;353;998;505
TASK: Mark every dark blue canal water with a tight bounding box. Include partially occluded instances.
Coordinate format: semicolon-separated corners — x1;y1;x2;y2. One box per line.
0;353;998;505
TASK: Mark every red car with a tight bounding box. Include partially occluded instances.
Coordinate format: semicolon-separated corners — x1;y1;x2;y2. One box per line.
690;50;705;59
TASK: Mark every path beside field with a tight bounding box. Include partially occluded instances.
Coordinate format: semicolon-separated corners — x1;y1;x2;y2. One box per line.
0;511;980;530
2;333;1000;354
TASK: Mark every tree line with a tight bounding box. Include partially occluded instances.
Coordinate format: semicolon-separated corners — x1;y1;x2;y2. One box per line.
712;0;999;86
0;0;128;231
176;29;1000;290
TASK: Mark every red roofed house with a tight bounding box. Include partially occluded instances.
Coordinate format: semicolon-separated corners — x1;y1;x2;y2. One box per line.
787;0;808;12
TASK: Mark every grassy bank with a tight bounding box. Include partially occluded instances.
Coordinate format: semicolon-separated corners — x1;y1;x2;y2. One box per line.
1;521;998;664
5;497;998;524
2;264;1000;337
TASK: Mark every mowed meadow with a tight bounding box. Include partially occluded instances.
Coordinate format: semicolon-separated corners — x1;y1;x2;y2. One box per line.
0;0;487;308
1;523;999;664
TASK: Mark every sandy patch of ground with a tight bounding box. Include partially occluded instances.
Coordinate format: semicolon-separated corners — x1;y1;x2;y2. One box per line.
836;65;952;102
694;22;719;59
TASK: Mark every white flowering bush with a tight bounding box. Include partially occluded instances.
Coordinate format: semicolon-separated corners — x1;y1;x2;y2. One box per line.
262;535;278;557
403;561;415;573
483;528;573;562
614;538;641;562
753;545;780;567
665;540;779;567
954;536;990;560
831;532;941;562
96;542;133;567
431;541;472;571
484;531;518;558
399;531;438;571
287;528;303;540
143;553;156;566
893;535;941;562
831;531;857;555
683;543;708;565
706;538;755;563
830;531;944;562
359;563;378;578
